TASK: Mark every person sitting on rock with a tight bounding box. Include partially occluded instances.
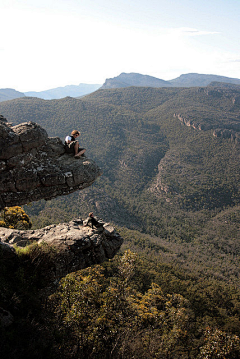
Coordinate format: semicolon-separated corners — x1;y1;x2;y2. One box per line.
83;212;104;230
64;130;86;158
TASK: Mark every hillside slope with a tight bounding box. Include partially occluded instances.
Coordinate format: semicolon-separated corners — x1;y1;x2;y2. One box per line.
0;83;239;214
0;83;239;285
1;84;240;359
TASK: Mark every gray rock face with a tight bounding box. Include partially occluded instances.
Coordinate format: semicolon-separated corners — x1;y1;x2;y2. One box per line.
174;113;240;143
0;218;123;281
213;128;240;142
0;119;102;210
174;113;209;131
0;118;123;306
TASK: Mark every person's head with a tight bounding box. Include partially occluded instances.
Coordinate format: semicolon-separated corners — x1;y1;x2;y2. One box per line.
71;130;80;138
89;212;93;217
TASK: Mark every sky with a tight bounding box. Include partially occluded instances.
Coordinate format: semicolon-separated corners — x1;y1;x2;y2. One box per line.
1;0;240;92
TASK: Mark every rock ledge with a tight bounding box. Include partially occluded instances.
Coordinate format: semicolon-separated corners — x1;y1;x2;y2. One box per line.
0;118;102;210
0;218;123;281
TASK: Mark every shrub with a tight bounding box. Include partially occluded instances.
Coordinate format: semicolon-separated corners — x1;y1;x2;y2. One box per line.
0;206;32;230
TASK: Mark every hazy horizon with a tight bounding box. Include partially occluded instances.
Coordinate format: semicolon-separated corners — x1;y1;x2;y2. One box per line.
1;0;240;92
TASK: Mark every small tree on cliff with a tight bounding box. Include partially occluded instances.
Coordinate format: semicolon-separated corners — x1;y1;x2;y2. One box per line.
0;206;32;230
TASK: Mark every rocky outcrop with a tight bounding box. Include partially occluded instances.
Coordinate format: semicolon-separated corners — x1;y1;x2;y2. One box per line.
213;128;240;143
232;96;240;105
174;113;240;143
148;150;181;203
0;117;102;210
0;218;123;282
0;117;123;329
0;117;123;278
174;113;209;131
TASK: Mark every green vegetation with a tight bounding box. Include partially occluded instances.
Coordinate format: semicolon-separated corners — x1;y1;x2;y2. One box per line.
1;84;238;286
1;247;240;359
0;83;239;357
0;85;239;236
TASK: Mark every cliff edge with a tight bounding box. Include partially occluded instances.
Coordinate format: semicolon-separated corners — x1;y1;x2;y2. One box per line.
0;116;102;210
0;116;123;307
0;218;123;285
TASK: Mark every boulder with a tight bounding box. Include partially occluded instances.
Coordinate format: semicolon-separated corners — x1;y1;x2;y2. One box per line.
0;218;123;282
0;120;102;210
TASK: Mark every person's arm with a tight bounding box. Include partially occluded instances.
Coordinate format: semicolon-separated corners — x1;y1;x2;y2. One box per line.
83;217;91;227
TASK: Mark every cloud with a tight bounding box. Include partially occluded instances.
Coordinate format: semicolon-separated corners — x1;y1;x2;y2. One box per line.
167;27;220;37
228;59;240;63
177;27;220;36
221;54;240;64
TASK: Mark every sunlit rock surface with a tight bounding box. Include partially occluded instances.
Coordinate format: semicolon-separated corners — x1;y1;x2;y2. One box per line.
0;218;123;281
0;117;102;210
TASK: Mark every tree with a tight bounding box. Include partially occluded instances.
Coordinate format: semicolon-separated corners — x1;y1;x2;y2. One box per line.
49;251;195;358
198;327;240;359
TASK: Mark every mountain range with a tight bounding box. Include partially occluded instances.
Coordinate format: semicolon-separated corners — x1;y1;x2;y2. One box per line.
25;83;101;100
1;72;240;102
0;83;101;102
101;72;240;89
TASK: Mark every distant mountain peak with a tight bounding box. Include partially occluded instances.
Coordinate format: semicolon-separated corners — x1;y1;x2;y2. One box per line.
24;83;102;100
101;72;172;89
101;72;240;90
170;73;240;87
0;88;25;102
2;72;240;102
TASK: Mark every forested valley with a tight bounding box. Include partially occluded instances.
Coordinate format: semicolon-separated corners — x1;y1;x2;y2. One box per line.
0;83;240;358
